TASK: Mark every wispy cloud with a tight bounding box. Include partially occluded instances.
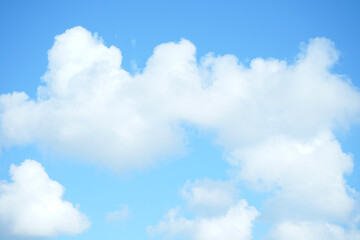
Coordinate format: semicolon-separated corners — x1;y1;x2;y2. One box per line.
106;205;130;223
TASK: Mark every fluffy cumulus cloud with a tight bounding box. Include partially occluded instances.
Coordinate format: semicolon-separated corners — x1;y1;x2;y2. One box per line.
1;26;360;238
1;26;359;171
230;132;355;222
0;26;185;170
0;160;90;238
148;179;259;240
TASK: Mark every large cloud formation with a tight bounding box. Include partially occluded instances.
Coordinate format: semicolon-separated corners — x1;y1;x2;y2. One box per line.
1;26;359;170
0;26;360;238
0;160;90;238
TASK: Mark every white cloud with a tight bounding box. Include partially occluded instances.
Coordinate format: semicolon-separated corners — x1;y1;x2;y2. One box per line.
106;205;130;223
180;178;237;216
148;200;258;240
174;38;360;149
149;179;258;240
229;132;355;222
1;27;359;171
0;159;90;238
268;221;360;240
1;26;360;237
0;26;185;171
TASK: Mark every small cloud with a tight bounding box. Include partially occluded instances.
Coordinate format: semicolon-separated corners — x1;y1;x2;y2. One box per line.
148;199;259;240
180;178;237;216
106;205;130;223
130;60;139;73
0;159;90;238
148;178;258;240
131;38;136;48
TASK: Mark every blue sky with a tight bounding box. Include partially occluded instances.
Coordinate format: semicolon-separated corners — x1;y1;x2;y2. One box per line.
1;1;360;240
